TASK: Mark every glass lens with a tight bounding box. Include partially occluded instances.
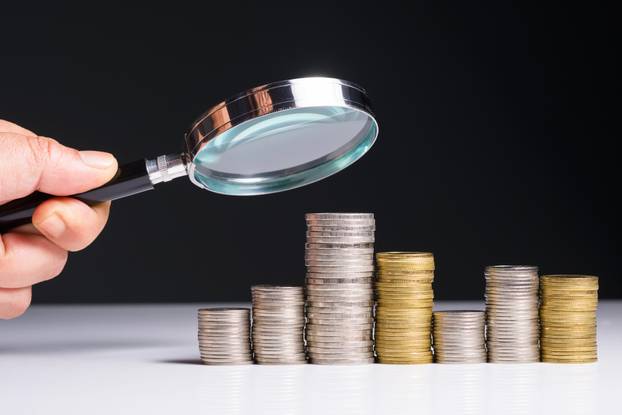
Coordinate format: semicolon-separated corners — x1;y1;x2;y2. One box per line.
191;106;377;195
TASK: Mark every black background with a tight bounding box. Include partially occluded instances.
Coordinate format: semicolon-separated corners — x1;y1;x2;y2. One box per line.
1;2;619;302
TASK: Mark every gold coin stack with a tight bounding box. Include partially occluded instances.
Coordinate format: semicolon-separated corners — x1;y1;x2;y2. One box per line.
540;275;599;363
375;252;435;364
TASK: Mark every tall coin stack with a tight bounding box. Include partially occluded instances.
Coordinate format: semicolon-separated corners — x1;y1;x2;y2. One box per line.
198;308;253;365
251;285;306;364
433;311;487;363
540;275;599;363
304;213;375;364
485;265;540;362
375;252;435;364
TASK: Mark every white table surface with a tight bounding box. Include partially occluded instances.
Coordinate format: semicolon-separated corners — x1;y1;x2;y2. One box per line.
1;301;620;415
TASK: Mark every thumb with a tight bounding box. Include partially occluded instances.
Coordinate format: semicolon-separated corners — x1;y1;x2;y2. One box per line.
0;133;118;203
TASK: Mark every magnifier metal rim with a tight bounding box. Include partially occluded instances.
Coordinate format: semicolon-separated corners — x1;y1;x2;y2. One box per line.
184;76;378;193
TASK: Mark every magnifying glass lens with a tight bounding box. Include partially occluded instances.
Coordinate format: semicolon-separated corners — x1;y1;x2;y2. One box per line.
192;106;377;195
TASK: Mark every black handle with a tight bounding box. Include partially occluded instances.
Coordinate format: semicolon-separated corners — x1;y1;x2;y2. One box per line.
0;159;154;232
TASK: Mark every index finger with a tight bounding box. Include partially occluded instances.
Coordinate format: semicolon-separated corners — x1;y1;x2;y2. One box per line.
0;119;36;136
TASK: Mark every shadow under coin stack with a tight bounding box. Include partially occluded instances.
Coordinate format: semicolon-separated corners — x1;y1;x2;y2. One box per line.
433;311;487;363
198;308;253;365
375;252;435;364
485;265;540;363
304;213;375;364
540;275;599;363
251;285;306;364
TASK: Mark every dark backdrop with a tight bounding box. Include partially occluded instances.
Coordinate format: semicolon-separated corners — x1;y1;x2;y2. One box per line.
1;2;619;302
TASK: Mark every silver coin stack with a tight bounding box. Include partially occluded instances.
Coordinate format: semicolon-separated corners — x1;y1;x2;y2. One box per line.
251;285;306;364
304;213;375;364
433;311;487;363
198;308;253;365
485;265;540;362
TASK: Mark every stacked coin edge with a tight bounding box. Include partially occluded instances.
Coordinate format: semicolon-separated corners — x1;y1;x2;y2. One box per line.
195;214;600;366
485;265;540;363
198;308;253;365
540;274;599;363
304;213;376;364
375;252;435;364
251;285;306;364
433;310;486;363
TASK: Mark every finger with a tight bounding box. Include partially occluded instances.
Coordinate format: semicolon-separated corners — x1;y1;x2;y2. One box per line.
0;132;118;203
0;231;68;288
32;198;112;252
0;286;32;319
0;119;36;136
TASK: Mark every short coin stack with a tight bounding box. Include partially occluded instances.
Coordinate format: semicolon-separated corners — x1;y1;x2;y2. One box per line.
433;311;486;363
251;285;306;364
198;308;253;365
304;213;375;364
540;275;599;363
375;252;435;364
485;265;540;363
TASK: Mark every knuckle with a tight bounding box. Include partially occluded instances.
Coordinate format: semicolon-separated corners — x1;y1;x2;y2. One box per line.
27;135;62;168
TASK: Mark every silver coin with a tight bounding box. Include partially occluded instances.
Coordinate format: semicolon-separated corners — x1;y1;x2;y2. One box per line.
305;220;375;228
306;272;374;280
306;277;374;285
305;242;375;249
307;311;372;320
484;265;540;361
304;250;375;257
306;229;375;236
251;286;306;363
305;256;374;264
304;213;377;363
306;212;374;219
306;283;373;291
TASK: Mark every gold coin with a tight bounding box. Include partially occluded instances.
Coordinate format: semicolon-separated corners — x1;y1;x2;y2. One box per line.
377;352;432;358
540;310;597;317
376;251;434;260
541;275;598;286
376;299;434;306
375;281;433;288
377;274;433;279
375;287;433;293
377;259;434;271
375;337;431;342
376;318;432;323
376;297;434;304
377;348;432;359
376;352;432;358
542;357;597;363
375;333;431;340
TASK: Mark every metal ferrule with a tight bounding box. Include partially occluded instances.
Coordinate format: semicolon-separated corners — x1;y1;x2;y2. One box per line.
146;153;189;185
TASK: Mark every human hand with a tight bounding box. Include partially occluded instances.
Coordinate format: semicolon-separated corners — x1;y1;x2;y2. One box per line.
0;119;118;319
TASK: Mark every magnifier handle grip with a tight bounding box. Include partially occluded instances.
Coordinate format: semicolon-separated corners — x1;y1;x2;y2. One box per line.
0;159;153;233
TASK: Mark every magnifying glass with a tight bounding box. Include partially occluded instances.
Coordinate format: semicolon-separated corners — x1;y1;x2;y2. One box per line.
0;77;379;232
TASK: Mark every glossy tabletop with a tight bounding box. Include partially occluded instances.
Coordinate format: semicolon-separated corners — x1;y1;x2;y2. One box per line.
1;301;620;414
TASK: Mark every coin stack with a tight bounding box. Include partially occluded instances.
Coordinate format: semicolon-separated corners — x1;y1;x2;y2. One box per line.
540;275;599;363
485;265;540;362
304;213;375;364
432;311;486;363
251;285;306;364
375;252;435;364
198;308;253;365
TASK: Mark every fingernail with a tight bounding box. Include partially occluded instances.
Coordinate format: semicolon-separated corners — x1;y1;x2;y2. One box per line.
36;213;66;238
79;151;116;169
